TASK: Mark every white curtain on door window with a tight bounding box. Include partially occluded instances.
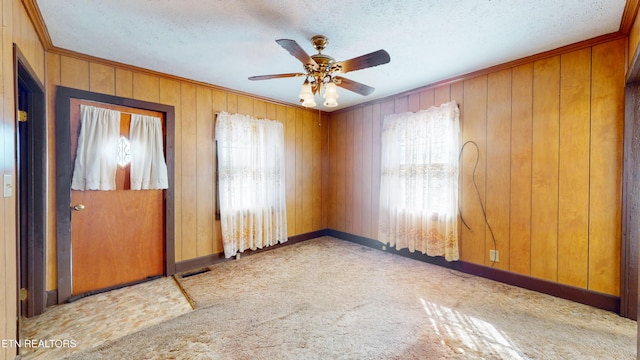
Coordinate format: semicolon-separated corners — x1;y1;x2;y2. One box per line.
378;101;460;261
215;112;288;258
129;114;169;190
71;104;121;191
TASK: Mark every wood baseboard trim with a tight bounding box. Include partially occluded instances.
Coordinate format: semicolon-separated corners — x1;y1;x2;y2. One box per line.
327;229;620;314
175;229;329;274
453;261;620;313
175;253;226;274
46;229;618;314
46;290;58;307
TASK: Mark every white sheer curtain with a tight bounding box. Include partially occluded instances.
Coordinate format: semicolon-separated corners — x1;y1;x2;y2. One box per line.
215;112;288;258
129;114;169;190
378;101;460;261
71;104;121;191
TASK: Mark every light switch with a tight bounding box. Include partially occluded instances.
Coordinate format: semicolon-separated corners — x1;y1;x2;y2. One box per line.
3;174;12;197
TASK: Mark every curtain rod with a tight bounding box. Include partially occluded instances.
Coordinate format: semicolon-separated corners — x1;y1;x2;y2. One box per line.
214;111;321;127
82;103;161;118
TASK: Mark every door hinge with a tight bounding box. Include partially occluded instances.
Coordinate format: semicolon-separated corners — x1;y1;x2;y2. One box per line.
20;287;28;301
18;110;27;122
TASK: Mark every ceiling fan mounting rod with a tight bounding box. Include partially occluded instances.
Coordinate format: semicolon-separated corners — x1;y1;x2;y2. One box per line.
249;34;389;100
311;35;329;53
307;36;336;94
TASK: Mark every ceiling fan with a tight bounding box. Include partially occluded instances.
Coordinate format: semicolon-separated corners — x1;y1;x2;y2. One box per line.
248;35;391;108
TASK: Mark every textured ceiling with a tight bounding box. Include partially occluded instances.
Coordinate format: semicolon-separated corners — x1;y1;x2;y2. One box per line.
36;0;627;111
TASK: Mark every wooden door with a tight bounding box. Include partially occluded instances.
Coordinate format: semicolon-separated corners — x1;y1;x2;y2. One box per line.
69;99;164;296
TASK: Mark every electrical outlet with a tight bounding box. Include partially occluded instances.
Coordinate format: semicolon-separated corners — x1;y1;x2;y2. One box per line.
489;249;499;262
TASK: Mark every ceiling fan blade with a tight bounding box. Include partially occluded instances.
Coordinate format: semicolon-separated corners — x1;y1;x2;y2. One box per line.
334;76;375;96
248;73;305;81
275;39;318;68
331;49;390;73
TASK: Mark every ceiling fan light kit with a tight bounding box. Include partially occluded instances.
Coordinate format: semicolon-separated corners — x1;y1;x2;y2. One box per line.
299;80;317;107
322;81;339;108
249;34;390;109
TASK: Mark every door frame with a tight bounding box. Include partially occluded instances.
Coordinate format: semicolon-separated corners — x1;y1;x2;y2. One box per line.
55;86;176;303
622;40;640;321
14;45;46;317
621;83;639;320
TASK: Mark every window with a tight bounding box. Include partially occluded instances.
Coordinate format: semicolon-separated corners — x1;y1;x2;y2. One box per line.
116;136;131;167
395;122;455;215
214;112;288;258
378;101;460;261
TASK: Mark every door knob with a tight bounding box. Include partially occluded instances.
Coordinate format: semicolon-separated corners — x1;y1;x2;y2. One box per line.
72;204;85;211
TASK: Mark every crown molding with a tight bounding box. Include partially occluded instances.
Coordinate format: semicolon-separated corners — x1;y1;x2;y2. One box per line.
50;46;320;112
620;0;640;35
21;0;637;115
332;31;628;114
21;0;53;48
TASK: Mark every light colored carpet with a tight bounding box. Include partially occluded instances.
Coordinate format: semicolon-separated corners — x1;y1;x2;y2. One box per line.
20;276;193;359
68;236;636;359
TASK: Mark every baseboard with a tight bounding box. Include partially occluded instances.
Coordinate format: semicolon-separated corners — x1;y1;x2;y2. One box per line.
175;229;329;274
46;290;57;307
175;253;227;273
45;228;619;314
327;229;621;314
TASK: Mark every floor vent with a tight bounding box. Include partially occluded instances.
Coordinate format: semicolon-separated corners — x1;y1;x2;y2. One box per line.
180;268;211;278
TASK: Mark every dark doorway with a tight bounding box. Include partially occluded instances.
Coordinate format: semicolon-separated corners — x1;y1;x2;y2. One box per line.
15;44;46;318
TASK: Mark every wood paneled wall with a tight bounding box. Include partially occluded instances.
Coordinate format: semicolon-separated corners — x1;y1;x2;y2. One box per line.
328;37;626;296
1;1;46;359
1;9;636;358
45;53;328;290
